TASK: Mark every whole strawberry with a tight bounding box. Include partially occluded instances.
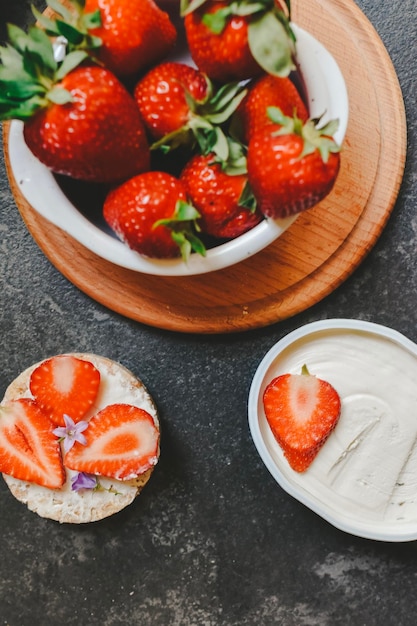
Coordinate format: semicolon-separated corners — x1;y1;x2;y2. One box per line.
103;171;205;260
180;152;263;239
84;0;177;78
0;26;150;184
234;74;309;145
35;0;177;79
134;61;247;157
247;108;341;218
181;0;295;83
134;62;209;141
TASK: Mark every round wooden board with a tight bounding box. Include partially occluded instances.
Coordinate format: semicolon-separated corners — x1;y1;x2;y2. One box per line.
3;0;406;334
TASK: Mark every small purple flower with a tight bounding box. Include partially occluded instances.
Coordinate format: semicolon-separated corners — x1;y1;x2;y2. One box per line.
53;414;89;453
71;472;98;492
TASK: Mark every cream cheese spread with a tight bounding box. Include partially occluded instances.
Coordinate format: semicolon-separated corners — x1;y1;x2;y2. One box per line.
258;326;417;537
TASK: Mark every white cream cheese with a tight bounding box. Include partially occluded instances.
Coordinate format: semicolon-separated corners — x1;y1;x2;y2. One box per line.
253;323;417;539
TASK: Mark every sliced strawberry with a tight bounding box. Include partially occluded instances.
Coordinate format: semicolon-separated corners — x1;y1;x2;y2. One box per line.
263;366;341;472
0;399;65;488
64;404;160;480
29;356;101;427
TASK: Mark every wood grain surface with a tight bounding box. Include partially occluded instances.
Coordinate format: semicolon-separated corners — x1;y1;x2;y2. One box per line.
3;0;407;334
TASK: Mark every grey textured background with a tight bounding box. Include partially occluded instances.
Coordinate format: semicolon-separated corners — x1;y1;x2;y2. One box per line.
0;1;416;624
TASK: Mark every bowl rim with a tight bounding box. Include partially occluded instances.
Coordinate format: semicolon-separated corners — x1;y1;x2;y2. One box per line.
248;318;417;542
7;24;349;277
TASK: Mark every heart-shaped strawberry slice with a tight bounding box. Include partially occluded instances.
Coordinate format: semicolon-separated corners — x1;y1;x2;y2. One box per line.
263;366;341;472
64;404;160;480
0;399;65;488
29;355;101;427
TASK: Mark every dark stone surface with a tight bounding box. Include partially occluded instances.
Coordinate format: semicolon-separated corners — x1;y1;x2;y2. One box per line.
0;1;416;624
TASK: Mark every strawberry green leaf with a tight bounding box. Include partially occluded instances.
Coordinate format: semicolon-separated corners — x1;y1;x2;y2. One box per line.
204;83;248;125
0;78;45;99
175;200;201;222
210;127;229;161
54;19;85;45
221;138;248;176
201;1;272;34
202;7;233;34
202;0;274;35
248;12;295;77
185;232;207;257
46;0;75;23
40;1;102;53
29;29;57;73
0;43;22;67
172;232;192;262
153;200;206;261
0;96;45;120
55;49;89;79
153;201;201;228
238;180;257;211
0;19;88;120
234;2;272;17
6;24;28;53
268;105;306;137
316;118;340;139
46;85;73;104
151;80;246;159
82;10;102;30
31;8;59;35
180;0;209;17
208;135;248;175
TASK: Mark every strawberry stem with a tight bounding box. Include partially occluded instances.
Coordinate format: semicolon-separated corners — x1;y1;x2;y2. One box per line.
267;107;341;163
150;79;247;161
153;200;206;261
0;22;91;121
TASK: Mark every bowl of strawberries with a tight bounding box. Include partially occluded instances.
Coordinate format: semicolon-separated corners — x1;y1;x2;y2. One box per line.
3;0;348;276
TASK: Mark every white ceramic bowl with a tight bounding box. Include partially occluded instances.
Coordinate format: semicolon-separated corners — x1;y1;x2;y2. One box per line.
248;319;417;542
7;24;348;277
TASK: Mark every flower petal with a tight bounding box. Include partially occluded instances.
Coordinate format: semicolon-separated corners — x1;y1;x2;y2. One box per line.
63;414;76;428
71;472;97;492
52;426;67;439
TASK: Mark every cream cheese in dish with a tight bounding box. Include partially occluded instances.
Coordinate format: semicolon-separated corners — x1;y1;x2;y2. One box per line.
248;320;417;541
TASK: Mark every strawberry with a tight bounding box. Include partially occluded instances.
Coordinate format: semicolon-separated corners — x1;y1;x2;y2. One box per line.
263;365;341;472
103;171;205;260
247;108;341;218
64;404;160;480
135;62;209;141
83;0;177;78
0;26;150;184
180;151;263;239
233;74;309;145
0;399;65;488
181;0;295;83
29;355;101;427
134;61;247;157
34;0;177;79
